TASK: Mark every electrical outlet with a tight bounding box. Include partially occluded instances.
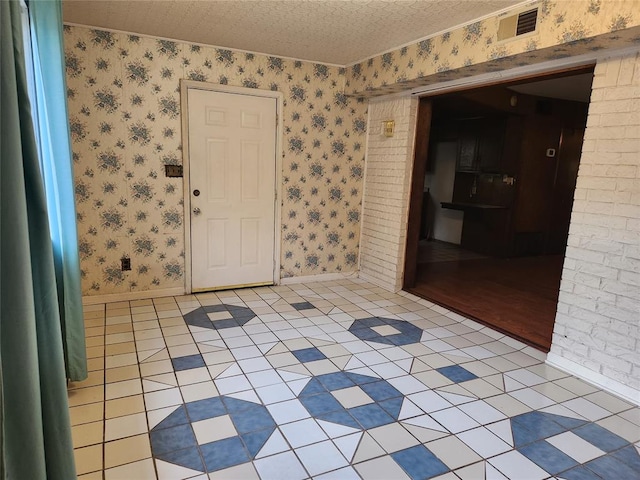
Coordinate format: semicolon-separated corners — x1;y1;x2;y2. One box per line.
121;257;131;271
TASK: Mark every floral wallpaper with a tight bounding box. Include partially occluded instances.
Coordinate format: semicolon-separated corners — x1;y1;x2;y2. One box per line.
347;0;640;96
66;0;640;296
64;25;367;296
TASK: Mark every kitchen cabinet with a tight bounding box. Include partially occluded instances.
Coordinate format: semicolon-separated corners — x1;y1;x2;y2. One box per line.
456;118;505;173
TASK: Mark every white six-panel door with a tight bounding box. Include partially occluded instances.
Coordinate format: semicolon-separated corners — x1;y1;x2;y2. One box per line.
188;88;277;291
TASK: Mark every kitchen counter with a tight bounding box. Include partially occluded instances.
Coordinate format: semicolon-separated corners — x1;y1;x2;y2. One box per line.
441;202;508;211
440;202;510;257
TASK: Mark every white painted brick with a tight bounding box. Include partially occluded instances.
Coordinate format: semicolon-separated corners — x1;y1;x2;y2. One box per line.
578;239;623;256
360;96;417;291
605;255;640;274
596;139;640;153
566;306;602;329
593;326;637;351
587;99;632;114
579;151;623;165
590;350;633;375
595;301;639;324
609;228;640;244
620;270;640;287
559;291;597;312
617;55;638;85
613;203;640;218
602;85;640;101
591;165;637;178
565;246;605;264
575;176;617;190
601;367;638;390
600;111;640;127
572;284;617;304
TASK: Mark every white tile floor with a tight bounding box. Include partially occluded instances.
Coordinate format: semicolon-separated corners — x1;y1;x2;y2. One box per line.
69;279;640;479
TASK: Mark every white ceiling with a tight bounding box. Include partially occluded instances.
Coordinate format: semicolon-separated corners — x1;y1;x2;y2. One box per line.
62;0;523;65
509;73;594;103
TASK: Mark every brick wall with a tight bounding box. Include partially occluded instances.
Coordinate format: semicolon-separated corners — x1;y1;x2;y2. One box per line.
548;52;640;402
359;97;419;291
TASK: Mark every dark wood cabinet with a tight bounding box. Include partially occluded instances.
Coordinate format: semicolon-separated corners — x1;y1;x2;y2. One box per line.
455;118;505;173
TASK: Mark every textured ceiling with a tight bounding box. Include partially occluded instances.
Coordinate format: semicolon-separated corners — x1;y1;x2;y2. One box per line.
62;0;523;65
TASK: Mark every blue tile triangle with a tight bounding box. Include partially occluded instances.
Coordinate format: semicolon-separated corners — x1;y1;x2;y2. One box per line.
379;397;403;418
241;427;276;457
155;447;204;472
153;406;189;431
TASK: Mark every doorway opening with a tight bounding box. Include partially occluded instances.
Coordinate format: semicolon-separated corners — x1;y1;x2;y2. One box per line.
403;66;594;351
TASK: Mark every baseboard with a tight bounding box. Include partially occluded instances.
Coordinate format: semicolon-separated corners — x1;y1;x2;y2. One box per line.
357;271;398;292
546;353;640;406
82;287;186;305
279;271;359;285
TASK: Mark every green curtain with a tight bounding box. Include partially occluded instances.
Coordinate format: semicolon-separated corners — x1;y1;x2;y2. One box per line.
1;1;77;478
29;0;87;381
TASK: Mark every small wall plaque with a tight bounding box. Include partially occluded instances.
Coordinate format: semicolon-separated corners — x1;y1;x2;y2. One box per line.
383;120;395;137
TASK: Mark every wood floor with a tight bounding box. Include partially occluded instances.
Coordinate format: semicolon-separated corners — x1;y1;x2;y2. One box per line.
407;254;564;351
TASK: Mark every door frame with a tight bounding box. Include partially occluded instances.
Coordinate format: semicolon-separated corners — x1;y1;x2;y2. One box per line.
180;80;284;293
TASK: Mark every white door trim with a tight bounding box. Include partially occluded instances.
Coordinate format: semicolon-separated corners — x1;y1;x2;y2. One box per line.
180;80;284;293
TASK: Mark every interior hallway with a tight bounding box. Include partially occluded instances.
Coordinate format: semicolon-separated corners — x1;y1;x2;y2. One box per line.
69;279;639;479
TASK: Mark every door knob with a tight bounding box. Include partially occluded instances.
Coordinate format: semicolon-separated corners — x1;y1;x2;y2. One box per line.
193;207;201;215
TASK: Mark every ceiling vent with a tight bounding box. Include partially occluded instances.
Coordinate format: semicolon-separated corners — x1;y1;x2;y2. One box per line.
497;7;539;41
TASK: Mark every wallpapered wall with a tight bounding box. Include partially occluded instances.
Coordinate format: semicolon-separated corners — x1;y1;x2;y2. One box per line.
347;0;640;96
64;25;367;296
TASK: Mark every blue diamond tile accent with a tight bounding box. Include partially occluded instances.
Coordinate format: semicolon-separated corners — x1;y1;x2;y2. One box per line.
392;445;449;480
180;308;212;329
186;397;226;422
436;365;478;383
291;301;314;310
611;445;640;471
573;423;629;452
300;392;344;416
349;317;423;346
292;347;327;363
519;440;579;475
299;378;326;396
241;428;275;457
153;405;190;430
156;447;204;472
557;465;603;480
229;405;276;434
172;354;206;371
183;304;256;330
360;380;403;402
538;411;587;430
511;411;566;446
201;437;250;473
222;396;260;413
151;395;275;473
317;372;355;390
317;410;361;430
208;318;239;329
150;424;197;455
350;403;395;429
585;454;640;480
390;334;417;346
379;397;404;418
346;372;381;385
